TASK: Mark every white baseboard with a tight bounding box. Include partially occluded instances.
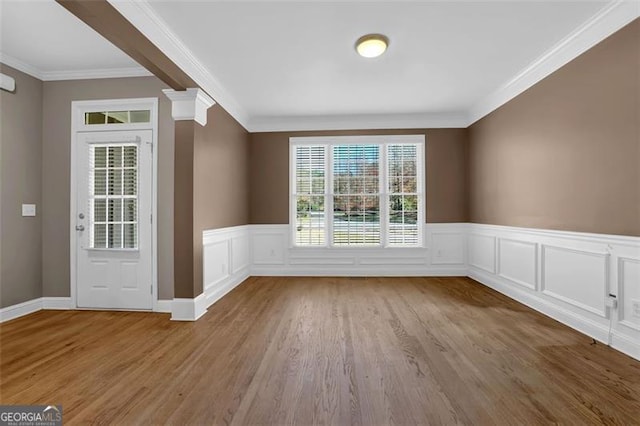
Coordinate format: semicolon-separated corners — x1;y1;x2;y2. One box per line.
155;299;172;313
206;268;250;308
42;297;74;310
0;298;43;323
467;223;640;361
470;269;611;343
251;266;468;277
171;293;207;321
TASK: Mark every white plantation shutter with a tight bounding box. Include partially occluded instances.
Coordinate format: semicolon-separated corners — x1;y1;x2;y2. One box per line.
89;144;139;249
332;145;380;246
294;145;326;246
291;136;423;248
387;144;420;246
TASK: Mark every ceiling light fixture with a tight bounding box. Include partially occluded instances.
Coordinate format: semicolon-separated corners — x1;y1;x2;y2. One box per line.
355;34;389;58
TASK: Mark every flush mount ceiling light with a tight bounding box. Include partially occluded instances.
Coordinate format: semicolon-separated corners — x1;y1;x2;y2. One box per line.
355;34;389;58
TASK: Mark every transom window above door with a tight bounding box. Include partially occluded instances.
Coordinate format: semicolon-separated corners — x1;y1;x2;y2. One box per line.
290;135;425;248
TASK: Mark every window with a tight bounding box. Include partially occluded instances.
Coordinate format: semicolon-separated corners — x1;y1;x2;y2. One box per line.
84;110;151;125
89;144;138;249
291;135;424;247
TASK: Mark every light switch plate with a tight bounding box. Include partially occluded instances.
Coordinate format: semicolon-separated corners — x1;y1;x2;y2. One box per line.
22;204;36;217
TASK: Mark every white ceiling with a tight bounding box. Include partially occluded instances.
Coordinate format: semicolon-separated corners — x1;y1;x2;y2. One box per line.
0;0;148;80
1;0;638;130
147;1;603;116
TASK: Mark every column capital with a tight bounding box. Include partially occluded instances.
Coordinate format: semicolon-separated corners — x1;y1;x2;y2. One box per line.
162;88;215;126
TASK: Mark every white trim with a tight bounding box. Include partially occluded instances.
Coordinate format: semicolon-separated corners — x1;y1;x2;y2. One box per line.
0;52;44;80
250;223;467;276
468;223;640;361
0;51;151;81
468;0;640;125
70;98;159;311
171;293;207;321
162;88;215;126
248;112;469;133
42;68;152;81
0;297;74;323
109;0;250;129
468;223;640;247
42;297;74;310
0;298;43;323
471;268;613;343
155;300;172;313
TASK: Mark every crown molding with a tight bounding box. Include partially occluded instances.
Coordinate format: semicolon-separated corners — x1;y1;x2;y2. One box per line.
0;52;43;80
41;67;152;81
248;112;469;132
0;51;152;81
467;0;640;126
109;0;251;130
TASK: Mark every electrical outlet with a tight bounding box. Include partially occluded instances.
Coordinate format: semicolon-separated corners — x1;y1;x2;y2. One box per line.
632;299;640;319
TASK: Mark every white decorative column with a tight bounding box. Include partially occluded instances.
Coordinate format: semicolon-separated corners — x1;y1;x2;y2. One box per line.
163;87;215;321
162;88;215;126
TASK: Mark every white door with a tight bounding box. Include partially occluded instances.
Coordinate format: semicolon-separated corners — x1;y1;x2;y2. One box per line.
75;130;153;310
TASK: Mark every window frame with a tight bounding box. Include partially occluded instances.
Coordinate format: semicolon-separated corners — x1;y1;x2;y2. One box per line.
289;135;425;248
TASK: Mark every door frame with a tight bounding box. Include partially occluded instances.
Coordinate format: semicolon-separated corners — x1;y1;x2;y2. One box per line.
70;98;159;311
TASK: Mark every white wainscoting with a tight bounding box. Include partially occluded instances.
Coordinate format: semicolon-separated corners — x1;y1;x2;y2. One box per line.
202;225;251;308
250;223;468;276
468;223;640;361
3;221;640;363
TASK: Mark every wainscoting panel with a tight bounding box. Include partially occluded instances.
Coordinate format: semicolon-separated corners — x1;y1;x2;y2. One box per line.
619;257;640;331
430;231;466;265
468;223;640;361
251;226;286;265
498;238;537;290
202;225;251;312
469;234;496;273
541;245;609;317
250;223;468;276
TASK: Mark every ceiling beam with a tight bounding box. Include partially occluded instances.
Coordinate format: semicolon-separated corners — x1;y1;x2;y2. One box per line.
55;0;196;91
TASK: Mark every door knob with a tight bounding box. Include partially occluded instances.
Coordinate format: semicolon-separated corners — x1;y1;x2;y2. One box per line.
76;225;85;231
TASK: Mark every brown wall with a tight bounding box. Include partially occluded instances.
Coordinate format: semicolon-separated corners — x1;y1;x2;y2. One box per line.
249;129;469;224
172;106;250;299
0;64;43;308
191;105;250;296
469;19;640;236
42;76;176;299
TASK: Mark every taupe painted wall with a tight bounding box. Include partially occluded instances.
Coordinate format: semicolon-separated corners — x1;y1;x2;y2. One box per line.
249;129;469;224
469;19;640;236
0;64;43;308
42;77;176;299
191;105;250;296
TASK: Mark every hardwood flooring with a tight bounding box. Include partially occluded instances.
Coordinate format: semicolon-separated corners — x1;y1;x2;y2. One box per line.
1;276;639;425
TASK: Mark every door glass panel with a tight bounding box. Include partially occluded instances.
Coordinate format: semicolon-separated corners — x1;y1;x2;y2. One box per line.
89;143;139;249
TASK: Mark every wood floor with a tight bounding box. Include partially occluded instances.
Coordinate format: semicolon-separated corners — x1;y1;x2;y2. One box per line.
1;277;639;425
